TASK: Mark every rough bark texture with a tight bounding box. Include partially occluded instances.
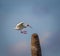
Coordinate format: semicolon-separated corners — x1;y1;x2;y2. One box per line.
31;33;42;56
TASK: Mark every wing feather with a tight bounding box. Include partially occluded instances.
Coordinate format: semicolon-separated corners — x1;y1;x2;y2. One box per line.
17;22;24;26
16;22;25;30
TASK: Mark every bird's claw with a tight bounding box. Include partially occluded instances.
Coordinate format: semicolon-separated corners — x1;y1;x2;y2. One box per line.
21;31;27;34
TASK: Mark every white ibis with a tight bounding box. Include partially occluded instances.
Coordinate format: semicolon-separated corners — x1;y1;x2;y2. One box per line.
14;22;32;34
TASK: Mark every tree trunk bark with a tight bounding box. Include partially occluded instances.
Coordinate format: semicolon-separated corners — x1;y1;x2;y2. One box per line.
31;33;42;56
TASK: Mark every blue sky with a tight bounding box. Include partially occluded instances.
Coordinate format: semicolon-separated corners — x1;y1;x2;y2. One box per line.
0;0;60;56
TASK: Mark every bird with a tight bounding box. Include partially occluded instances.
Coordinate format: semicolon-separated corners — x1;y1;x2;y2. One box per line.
14;22;32;34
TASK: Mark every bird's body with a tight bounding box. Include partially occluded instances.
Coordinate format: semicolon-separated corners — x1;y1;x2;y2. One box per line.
15;22;32;34
15;22;26;30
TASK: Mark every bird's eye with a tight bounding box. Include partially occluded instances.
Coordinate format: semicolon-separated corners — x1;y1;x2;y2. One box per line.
27;24;29;26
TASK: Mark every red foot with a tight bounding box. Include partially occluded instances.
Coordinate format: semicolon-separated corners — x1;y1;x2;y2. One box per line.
21;31;27;34
23;31;27;34
23;32;27;34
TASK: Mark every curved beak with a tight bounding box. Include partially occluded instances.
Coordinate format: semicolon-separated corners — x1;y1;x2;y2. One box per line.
29;25;32;28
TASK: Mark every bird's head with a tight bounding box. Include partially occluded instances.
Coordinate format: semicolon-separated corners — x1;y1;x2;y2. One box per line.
26;24;32;28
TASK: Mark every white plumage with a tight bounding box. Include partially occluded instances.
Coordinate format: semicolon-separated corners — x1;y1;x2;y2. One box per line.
15;22;26;30
15;22;32;34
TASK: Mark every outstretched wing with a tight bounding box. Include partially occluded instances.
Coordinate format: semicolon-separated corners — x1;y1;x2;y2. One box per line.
16;22;25;30
17;22;24;27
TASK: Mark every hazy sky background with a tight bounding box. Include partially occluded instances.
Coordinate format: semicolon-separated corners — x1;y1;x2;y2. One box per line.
0;0;60;56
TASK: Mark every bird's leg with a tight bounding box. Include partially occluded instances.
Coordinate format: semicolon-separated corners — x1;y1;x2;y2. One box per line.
23;30;27;32
20;30;27;34
22;30;27;34
23;31;27;34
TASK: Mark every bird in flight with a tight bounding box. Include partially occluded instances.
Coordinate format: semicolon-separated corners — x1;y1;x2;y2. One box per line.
14;22;32;34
